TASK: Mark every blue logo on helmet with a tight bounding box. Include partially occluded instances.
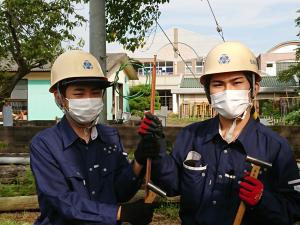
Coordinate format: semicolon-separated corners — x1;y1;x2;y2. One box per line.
83;60;93;69
218;54;230;64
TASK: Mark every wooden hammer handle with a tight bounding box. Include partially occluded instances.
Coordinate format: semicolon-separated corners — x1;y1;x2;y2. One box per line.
233;164;261;225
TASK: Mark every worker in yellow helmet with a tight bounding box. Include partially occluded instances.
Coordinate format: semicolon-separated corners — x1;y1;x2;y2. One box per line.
30;50;155;225
134;42;300;225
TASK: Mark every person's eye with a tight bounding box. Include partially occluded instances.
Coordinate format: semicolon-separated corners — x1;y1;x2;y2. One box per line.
234;81;242;85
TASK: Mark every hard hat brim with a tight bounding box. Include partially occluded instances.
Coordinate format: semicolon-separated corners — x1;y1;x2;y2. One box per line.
200;71;261;85
49;77;112;93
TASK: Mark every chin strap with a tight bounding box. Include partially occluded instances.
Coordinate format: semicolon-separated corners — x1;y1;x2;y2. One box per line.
223;109;249;143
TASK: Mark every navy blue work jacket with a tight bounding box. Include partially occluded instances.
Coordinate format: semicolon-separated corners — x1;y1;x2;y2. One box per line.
152;116;300;225
30;116;141;225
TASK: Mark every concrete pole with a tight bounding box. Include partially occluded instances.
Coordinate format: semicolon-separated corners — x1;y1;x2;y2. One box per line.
89;0;107;123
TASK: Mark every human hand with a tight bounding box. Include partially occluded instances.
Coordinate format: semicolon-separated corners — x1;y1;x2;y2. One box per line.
239;175;264;206
120;199;155;225
138;112;164;138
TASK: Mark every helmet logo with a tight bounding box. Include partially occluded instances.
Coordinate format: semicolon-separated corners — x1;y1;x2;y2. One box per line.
83;60;93;69
218;54;230;64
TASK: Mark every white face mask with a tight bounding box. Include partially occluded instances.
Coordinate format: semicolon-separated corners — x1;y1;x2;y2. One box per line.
65;98;104;124
210;90;251;119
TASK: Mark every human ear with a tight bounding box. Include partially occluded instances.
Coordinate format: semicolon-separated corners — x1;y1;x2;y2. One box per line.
253;82;260;97
54;91;67;109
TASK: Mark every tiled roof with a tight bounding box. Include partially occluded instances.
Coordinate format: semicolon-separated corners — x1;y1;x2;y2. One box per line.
180;76;298;89
259;76;297;88
180;77;202;88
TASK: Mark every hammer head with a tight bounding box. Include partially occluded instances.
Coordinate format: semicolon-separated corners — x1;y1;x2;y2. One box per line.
246;156;272;168
147;182;167;197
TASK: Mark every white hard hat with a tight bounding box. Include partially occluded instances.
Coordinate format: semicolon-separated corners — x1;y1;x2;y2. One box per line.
49;50;111;93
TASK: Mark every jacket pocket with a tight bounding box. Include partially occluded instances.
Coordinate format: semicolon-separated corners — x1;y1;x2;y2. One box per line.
180;151;207;210
65;166;86;191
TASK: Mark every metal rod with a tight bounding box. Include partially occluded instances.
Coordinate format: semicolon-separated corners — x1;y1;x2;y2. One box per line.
145;55;157;200
0;157;30;165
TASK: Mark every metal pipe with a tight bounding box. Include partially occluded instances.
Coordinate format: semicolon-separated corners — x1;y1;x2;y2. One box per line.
0;157;30;165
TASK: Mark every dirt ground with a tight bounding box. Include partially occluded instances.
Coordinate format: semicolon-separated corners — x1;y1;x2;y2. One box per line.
0;211;181;225
1;211;300;225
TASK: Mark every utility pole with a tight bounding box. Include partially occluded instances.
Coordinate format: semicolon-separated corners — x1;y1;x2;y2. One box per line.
89;0;107;123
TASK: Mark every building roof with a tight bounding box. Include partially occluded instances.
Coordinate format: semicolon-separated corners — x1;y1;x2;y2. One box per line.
180;77;203;88
1;53;138;80
179;76;298;93
260;76;297;88
266;40;300;54
108;27;222;60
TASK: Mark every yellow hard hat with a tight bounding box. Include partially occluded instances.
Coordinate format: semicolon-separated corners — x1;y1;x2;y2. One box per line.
200;41;261;85
49;50;111;93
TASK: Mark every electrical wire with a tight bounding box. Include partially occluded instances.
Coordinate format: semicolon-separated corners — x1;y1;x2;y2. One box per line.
205;0;225;42
156;21;198;80
112;60;151;100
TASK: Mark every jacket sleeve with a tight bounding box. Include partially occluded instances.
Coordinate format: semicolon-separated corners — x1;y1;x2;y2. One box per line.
30;141;118;225
113;135;142;202
151;127;195;196
249;139;300;225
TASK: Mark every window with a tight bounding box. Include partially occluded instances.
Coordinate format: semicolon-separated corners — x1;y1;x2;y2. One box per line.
143;62;152;76
276;62;297;74
140;61;173;75
185;62;192;74
157;61;173;75
138;68;144;76
196;60;204;74
266;63;273;67
158;90;173;111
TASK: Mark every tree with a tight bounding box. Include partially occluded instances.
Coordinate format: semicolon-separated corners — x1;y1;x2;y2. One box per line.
128;85;160;118
278;9;300;82
0;0;170;105
0;0;88;104
106;0;170;52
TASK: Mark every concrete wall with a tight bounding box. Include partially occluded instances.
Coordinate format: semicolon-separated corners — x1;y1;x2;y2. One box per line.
28;80;63;121
0;125;299;158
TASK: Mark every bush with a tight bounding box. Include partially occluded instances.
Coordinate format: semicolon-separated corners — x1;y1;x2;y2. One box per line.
285;110;300;125
0;167;36;197
129;85;160;118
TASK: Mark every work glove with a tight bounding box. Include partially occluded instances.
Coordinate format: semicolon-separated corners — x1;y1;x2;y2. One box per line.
138;112;164;138
239;175;264;206
120;199;155;225
134;135;160;166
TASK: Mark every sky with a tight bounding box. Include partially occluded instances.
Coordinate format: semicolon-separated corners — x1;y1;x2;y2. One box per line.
73;0;300;55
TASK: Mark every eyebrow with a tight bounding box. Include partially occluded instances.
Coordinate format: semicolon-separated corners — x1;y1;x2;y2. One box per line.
73;87;85;91
211;76;245;83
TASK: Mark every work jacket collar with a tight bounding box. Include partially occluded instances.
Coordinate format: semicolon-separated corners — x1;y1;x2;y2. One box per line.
236;116;258;156
203;116;221;143
203;115;259;156
58;116;98;150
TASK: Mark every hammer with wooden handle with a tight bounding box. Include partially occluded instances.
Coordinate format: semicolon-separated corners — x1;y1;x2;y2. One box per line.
233;156;272;225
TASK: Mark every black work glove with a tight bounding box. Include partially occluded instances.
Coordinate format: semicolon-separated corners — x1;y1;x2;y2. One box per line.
120;199;155;225
138;112;164;138
134;135;160;166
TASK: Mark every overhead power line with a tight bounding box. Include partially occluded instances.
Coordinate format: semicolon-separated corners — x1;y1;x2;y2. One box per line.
156;21;198;80
204;0;225;42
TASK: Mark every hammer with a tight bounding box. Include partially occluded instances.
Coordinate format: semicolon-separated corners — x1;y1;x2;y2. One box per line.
233;156;272;225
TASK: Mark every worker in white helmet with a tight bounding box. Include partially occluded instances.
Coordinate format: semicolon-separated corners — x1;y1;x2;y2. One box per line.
30;50;155;225
134;42;300;225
